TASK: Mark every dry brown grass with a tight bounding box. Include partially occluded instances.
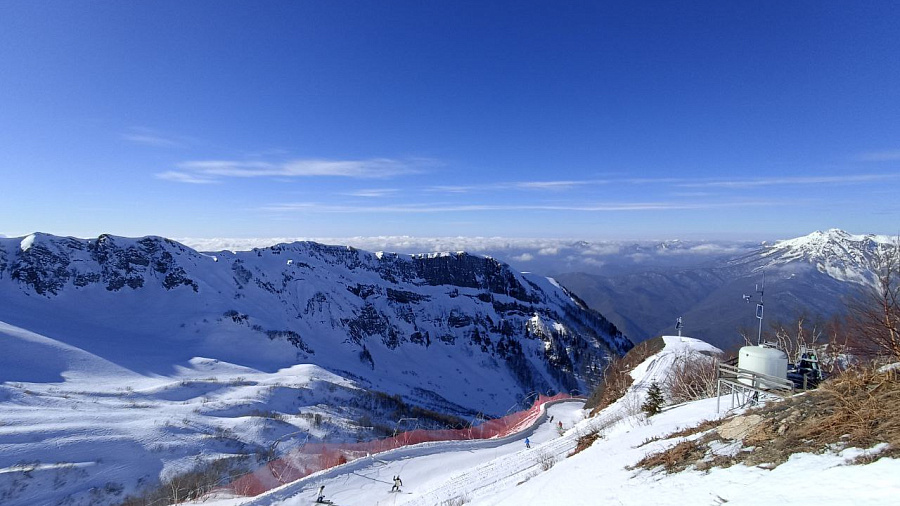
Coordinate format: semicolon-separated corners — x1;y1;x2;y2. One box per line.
637;418;721;448
743;364;900;464
586;337;666;415
632;364;900;474
631;437;711;472
569;431;602;457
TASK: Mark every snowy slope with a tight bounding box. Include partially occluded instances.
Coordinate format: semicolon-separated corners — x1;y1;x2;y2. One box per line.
193;401;588;506
0;233;630;506
0;233;629;412
0;319;366;506
214;336;898;506
757;228;895;285
469;336;900;506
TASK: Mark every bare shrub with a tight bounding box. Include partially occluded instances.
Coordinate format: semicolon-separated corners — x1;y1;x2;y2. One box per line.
250;409;286;422
535;450;556;471
440;495;470;506
516;470;540;485
770;315;825;362
664;352;719;404
619;391;645;420
843;240;900;361
569;431;601;457
119;456;249;505
819;317;853;375
587;337;665;415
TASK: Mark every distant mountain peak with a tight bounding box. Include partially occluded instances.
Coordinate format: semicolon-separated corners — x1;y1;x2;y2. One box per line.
762;229;895;285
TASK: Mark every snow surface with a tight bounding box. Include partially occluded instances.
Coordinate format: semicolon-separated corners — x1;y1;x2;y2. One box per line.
18;234;35;252
195;401;588;506
762;228;897;286
0;233;629;505
0;320;366;506
195;335;899;506
0;233;626;416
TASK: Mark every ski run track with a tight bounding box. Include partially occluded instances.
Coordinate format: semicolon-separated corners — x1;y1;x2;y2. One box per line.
198;336;900;506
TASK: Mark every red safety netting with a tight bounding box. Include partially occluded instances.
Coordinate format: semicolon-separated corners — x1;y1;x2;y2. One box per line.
225;393;571;497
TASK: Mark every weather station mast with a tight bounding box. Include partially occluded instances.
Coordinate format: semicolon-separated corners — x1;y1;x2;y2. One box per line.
743;272;766;345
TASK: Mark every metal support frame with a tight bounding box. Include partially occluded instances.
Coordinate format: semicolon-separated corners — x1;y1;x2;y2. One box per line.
716;363;793;412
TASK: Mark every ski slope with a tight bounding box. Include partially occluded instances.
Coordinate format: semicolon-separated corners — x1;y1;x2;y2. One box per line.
197;336;900;506
198;401;587;506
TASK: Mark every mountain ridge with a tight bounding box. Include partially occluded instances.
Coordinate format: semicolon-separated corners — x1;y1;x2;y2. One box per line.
554;229;896;350
0;232;630;414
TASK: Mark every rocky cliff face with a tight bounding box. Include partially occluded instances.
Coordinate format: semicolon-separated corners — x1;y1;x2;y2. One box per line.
0;233;631;415
7;234;199;294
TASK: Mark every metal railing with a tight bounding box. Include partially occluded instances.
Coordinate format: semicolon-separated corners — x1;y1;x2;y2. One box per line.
716;363;793;412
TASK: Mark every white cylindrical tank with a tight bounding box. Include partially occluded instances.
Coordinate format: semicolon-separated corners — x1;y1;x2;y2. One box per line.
738;346;787;388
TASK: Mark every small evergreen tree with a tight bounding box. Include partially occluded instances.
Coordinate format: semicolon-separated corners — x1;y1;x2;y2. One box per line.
641;381;665;416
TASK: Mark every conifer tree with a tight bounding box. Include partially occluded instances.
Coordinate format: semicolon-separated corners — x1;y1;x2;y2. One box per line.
642;381;665;416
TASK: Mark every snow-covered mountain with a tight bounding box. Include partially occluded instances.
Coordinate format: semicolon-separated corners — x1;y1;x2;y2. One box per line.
556;229;897;349
191;335;899;506
755;228;896;285
180;235;760;278
0;232;631;506
0;233;629;411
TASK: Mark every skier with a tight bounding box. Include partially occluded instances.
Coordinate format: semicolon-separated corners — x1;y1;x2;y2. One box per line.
391;475;403;492
558;420;563;430
525;437;531;449
316;485;326;503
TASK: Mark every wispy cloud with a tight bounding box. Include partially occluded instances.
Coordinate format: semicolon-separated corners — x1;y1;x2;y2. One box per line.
428;179;605;194
121;127;188;148
857;150;900;162
437;173;897;193
159;157;430;183
261;200;775;214
670;191;715;197
122;133;182;147
343;188;400;198
427;184;478;193
679;174;900;189
154;171;218;184
425;177;693;194
514;180;597;190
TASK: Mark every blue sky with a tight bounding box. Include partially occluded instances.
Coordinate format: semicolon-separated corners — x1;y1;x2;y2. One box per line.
1;1;898;241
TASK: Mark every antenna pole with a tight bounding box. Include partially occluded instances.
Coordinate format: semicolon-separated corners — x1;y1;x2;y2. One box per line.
756;272;765;345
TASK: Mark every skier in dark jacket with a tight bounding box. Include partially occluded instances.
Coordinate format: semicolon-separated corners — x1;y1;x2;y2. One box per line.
391;475;403;492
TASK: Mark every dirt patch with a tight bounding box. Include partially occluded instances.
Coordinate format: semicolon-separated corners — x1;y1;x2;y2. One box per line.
716;414;763;441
